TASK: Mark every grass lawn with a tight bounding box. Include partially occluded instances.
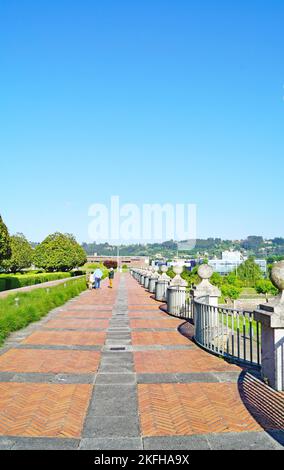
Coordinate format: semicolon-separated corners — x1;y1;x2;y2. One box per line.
0;277;87;346
219;309;261;338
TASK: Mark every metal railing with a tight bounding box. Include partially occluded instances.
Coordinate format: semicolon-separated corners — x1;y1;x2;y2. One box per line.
167;288;192;318
131;269;261;368
193;300;261;367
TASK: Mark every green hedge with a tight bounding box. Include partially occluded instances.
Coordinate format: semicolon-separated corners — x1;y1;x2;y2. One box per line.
0;277;87;346
0;271;83;292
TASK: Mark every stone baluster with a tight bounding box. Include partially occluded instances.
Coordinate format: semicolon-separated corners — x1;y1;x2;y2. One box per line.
144;268;152;289
148;266;160;293
155;265;171;301
166;265;188;316
254;261;284;391
191;264;221;324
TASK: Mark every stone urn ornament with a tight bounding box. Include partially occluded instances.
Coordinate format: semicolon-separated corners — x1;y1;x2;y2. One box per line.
160;264;170;280
270;261;284;305
191;264;221;306
170;265;187;287
151;265;160;279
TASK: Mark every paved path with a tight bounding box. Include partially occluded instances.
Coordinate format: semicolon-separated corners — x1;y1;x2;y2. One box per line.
0;273;283;450
0;275;84;299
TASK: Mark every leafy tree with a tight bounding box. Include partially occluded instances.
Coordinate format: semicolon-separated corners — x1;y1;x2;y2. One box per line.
221;284;241;306
241;236;264;251
0;215;11;265
255;279;278;302
210;272;223;288
237;257;263;287
103;260;118;269
183;266;200;286
2;233;33;273
225;272;243;288
34;232;87;272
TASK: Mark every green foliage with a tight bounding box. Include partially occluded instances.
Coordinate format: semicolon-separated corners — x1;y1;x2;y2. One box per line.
237;257;263;286
225;272;243;288
182;267;200;286
34;232;87;272
0;215;11;264
210;272;223;288
0;271;82;292
166;268;175;279
0;278;87;345
221;284;242;301
255;279;278;297
2;233;33;273
103;260;118;269
241;236;263;251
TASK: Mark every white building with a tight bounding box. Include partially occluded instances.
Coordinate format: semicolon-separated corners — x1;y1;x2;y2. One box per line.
208;251;267;275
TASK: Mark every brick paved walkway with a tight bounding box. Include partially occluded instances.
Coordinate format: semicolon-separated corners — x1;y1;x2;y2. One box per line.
0;273;283;450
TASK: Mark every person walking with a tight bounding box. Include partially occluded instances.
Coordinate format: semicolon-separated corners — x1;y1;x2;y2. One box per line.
108;267;115;288
88;271;95;290
94;267;103;289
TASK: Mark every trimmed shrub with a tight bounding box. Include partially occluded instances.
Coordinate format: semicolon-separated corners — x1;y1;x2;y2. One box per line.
0;271;83;292
103;260;118;270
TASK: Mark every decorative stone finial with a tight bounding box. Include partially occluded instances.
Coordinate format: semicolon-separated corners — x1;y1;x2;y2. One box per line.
192;263;221;303
198;264;214;280
159;264;170;281
170;265;187;287
257;261;284;322
150;265;160;279
271;261;284;304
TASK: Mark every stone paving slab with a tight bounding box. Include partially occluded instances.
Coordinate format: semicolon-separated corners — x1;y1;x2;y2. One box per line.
0;436;80;450
79;437;143;450
136;372;236;384
0;372;95;384
207;431;284;450
87;384;138;416
95;373;137;384
83;415;141;438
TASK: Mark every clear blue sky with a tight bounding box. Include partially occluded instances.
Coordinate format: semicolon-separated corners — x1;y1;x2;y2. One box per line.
1;0;283;243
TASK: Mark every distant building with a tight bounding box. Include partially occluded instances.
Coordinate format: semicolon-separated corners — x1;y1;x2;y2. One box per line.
167;258;201;271
87;255;149;268
208;251;267;275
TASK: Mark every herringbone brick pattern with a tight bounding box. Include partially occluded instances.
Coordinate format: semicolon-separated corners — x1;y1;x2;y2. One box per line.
130;319;182;329
132;331;190;346
128;310;167;318
134;350;240;373
23;330;106;346
0;349;101;374
128;305;159;310
43;318;109;329
138;383;263;436
0;383;91;437
58;310;112;319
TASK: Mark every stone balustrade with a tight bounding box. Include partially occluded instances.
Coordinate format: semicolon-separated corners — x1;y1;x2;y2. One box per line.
131;262;284;391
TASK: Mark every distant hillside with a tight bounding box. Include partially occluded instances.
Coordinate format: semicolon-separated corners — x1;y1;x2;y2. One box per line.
81;237;284;261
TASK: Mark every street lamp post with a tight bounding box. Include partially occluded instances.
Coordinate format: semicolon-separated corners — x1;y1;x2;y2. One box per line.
117;245;120;272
